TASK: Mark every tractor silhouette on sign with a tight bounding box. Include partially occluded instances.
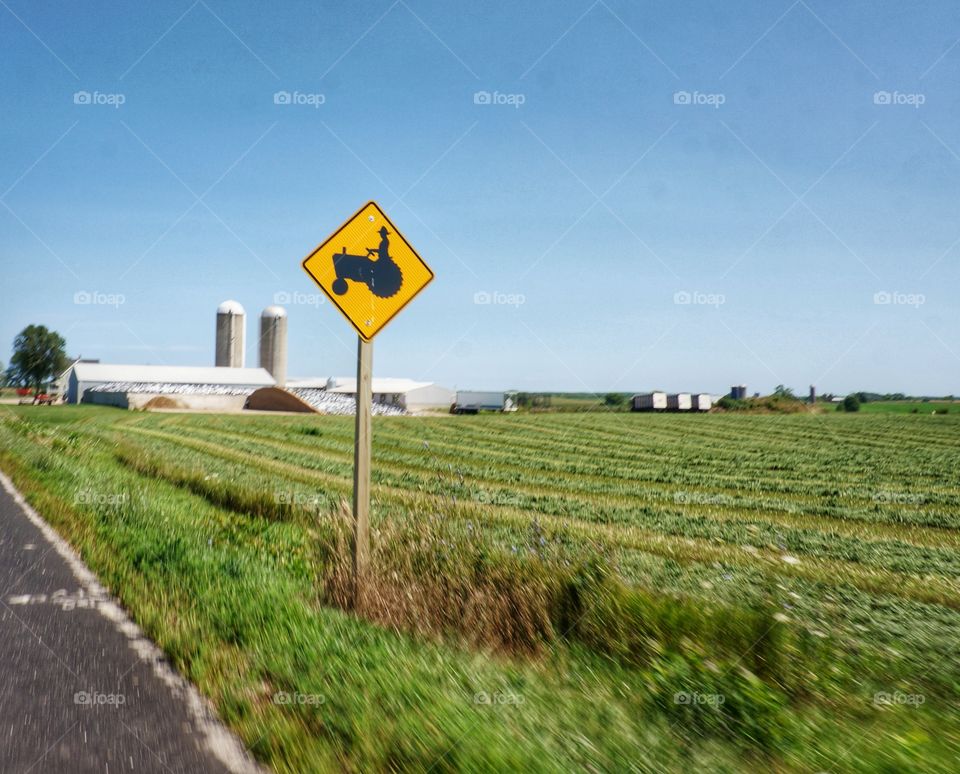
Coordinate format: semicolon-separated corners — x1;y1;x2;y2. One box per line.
331;226;403;299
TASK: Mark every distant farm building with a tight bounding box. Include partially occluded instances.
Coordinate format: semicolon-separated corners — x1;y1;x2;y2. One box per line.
63;362;275;410
667;393;692;411
325;377;454;413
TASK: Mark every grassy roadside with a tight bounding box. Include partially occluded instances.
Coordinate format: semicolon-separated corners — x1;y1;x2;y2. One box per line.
1;406;958;771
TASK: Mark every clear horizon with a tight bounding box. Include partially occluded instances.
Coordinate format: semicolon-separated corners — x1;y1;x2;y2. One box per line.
2;1;959;395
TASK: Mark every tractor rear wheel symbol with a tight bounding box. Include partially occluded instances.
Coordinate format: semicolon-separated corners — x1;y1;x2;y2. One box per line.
332;226;403;299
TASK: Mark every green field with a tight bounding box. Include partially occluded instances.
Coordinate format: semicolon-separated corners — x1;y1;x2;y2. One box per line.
858;400;957;414
1;406;959;772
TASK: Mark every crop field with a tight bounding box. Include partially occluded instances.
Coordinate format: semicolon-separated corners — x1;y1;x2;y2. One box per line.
1;405;959;772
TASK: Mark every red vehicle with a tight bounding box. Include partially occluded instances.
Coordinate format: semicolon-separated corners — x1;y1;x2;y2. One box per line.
34;393;55;405
15;387;31;397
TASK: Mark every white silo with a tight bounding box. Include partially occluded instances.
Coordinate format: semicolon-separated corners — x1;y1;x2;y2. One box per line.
215;300;246;368
259;305;288;386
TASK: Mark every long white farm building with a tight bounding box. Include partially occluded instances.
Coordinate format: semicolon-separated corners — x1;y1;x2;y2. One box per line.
64;362;276;410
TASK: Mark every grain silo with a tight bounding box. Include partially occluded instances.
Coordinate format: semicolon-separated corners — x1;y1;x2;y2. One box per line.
215;300;246;368
259;305;288;387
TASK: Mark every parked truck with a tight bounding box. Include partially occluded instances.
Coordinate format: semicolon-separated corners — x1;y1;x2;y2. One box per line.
452;390;516;414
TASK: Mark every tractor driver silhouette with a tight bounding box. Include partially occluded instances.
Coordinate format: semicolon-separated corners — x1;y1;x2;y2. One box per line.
331;225;404;299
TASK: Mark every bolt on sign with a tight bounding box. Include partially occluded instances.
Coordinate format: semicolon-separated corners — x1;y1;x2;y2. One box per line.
301;201;434;341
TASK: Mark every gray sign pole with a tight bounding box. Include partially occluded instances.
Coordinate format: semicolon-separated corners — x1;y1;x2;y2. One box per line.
352;336;372;608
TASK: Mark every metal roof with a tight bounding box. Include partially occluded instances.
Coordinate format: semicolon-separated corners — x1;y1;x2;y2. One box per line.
70;363;275;387
326;377;434;394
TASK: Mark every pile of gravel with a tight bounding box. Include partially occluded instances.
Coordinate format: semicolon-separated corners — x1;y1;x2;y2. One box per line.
290;388;406;416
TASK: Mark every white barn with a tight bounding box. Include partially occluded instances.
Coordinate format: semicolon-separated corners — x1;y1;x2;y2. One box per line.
63;363;275;410
325;377;454;413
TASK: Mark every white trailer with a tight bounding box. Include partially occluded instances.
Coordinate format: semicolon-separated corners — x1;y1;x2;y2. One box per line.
452;390;512;414
667;393;692;411
692;393;713;412
632;392;667;411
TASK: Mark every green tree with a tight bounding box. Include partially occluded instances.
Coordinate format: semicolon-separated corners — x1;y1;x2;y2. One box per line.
773;385;796;399
603;392;625;408
8;325;68;393
840;394;861;412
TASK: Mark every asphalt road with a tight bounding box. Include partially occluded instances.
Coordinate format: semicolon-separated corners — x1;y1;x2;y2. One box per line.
0;472;262;774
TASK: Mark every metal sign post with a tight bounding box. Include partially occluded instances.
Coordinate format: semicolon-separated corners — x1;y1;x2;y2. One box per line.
352;337;372;606
301;201;434;611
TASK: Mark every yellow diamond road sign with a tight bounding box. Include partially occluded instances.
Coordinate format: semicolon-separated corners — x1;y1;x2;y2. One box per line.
302;201;434;341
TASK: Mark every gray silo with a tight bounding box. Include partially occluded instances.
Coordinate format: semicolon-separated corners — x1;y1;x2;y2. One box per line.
730;384;747;400
215;300;246;368
259;305;288;386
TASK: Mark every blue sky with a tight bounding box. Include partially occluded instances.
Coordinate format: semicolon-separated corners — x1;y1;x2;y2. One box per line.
2;0;959;395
